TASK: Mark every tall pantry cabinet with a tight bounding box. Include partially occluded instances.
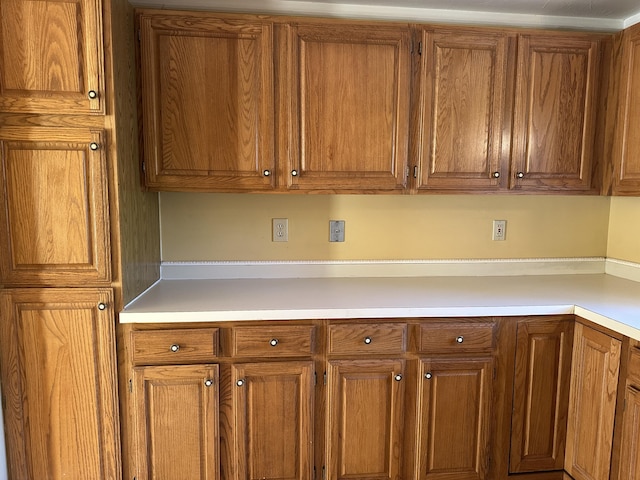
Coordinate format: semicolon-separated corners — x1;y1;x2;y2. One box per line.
0;0;160;478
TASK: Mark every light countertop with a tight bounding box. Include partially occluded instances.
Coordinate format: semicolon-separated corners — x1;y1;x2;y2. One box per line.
120;274;640;340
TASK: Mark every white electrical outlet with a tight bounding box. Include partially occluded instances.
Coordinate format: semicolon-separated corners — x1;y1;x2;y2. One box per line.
329;220;345;242
272;218;288;242
493;220;506;241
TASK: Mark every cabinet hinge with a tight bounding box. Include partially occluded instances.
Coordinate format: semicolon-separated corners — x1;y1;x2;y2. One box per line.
324;371;327;386
137;29;141;42
314;466;316;480
418;41;422;55
314;371;317;386
141;160;146;173
493;367;497;380
322;466;326;480
129;379;133;393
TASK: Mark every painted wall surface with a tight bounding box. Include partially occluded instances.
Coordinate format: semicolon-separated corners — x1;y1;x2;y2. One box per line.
608;197;640;263
161;193;611;261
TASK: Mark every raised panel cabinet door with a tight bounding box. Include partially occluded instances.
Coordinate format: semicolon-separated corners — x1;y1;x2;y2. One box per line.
617;385;640;479
138;11;276;192
414;29;513;191
565;323;621;480
0;288;120;480
229;361;314;480
510;318;574;473
0;0;104;113
133;364;220;480
613;23;640;195
285;23;411;191
416;357;492;480
511;34;601;191
326;359;406;480
0;128;111;285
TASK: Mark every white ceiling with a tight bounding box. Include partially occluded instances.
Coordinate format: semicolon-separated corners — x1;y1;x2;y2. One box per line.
132;0;640;30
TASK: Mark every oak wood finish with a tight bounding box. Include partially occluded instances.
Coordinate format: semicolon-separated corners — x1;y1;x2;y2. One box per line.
618;383;640;479
231;325;316;357
0;0;104;114
133;364;220;480
138;11;276;192
284;22;411;192
510;318;574;473
0;128;111;286
0;288;120;480
413;28;513;191
131;328;219;365
511;34;601;192
565;322;621;480
327;322;407;355
418;321;495;353
230;361;314;480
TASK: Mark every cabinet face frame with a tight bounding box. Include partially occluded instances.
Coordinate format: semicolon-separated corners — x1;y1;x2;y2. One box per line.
0;288;120;480
0;0;105;114
137;11;276;192
511;34;601;192
413;28;513;192
284;23;411;192
0;128;111;286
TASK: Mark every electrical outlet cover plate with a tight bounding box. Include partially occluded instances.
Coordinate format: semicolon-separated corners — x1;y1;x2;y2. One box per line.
273;218;288;242
330;220;345;242
493;220;506;241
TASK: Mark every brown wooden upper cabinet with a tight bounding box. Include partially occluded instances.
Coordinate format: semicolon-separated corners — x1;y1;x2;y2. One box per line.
283;22;411;192
611;23;640;195
0;0;104;114
511;33;602;192
412;28;514;192
138;11;276;191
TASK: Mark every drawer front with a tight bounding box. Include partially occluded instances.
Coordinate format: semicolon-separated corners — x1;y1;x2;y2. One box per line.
419;322;495;353
628;348;640;387
231;325;315;357
131;328;218;365
328;323;407;355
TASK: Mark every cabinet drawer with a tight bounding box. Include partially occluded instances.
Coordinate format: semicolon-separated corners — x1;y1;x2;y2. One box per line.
231;325;315;357
328;323;407;355
419;322;495;353
628;348;640;387
131;328;218;365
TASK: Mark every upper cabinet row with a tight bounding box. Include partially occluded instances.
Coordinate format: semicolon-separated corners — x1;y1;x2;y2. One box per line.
136;11;637;194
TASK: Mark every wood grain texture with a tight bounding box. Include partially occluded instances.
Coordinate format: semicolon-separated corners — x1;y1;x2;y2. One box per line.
131;328;219;365
511;33;602;192
0;127;111;286
510;318;573;473
415;28;513;191
617;384;640;479
565;322;621;480
328;322;406;355
286;22;410;192
419;321;495;353
231;325;315;357
138;11;276;191
326;359;405;479
0;0;104;114
133;364;219;480
230;361;314;480
0;288;120;480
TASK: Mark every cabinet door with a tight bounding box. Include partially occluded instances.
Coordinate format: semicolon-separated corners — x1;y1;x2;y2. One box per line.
285;23;411;191
326;359;405;480
0;128;111;286
510;319;573;473
414;29;512;191
565;323;621;480
0;0;104;113
0;288;120;480
138;12;276;192
612;24;640;195
417;357;492;480
133;364;219;480
230;361;314;480
618;385;640;479
511;34;600;191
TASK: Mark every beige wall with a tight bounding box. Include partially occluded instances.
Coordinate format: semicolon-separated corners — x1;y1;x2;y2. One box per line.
608;197;640;263
160;193;611;261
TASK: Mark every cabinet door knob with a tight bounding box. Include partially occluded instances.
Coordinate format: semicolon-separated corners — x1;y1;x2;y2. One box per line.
236;379;245;387
170;344;180;352
425;372;432;379
263;169;271;176
364;336;372;345
516;171;525;178
493;171;500;178
88;90;98;99
97;302;107;311
394;374;403;381
204;379;213;387
456;336;464;344
90;142;100;151
291;170;298;176
269;338;279;347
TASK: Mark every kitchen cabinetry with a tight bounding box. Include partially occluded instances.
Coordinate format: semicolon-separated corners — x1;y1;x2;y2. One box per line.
0;288;120;479
284;22;411;192
611;22;640;195
612;345;640;479
412;28;514;191
565;322;621;480
0;0;104;114
137;11;277;192
510;318;574;473
511;33;602;192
